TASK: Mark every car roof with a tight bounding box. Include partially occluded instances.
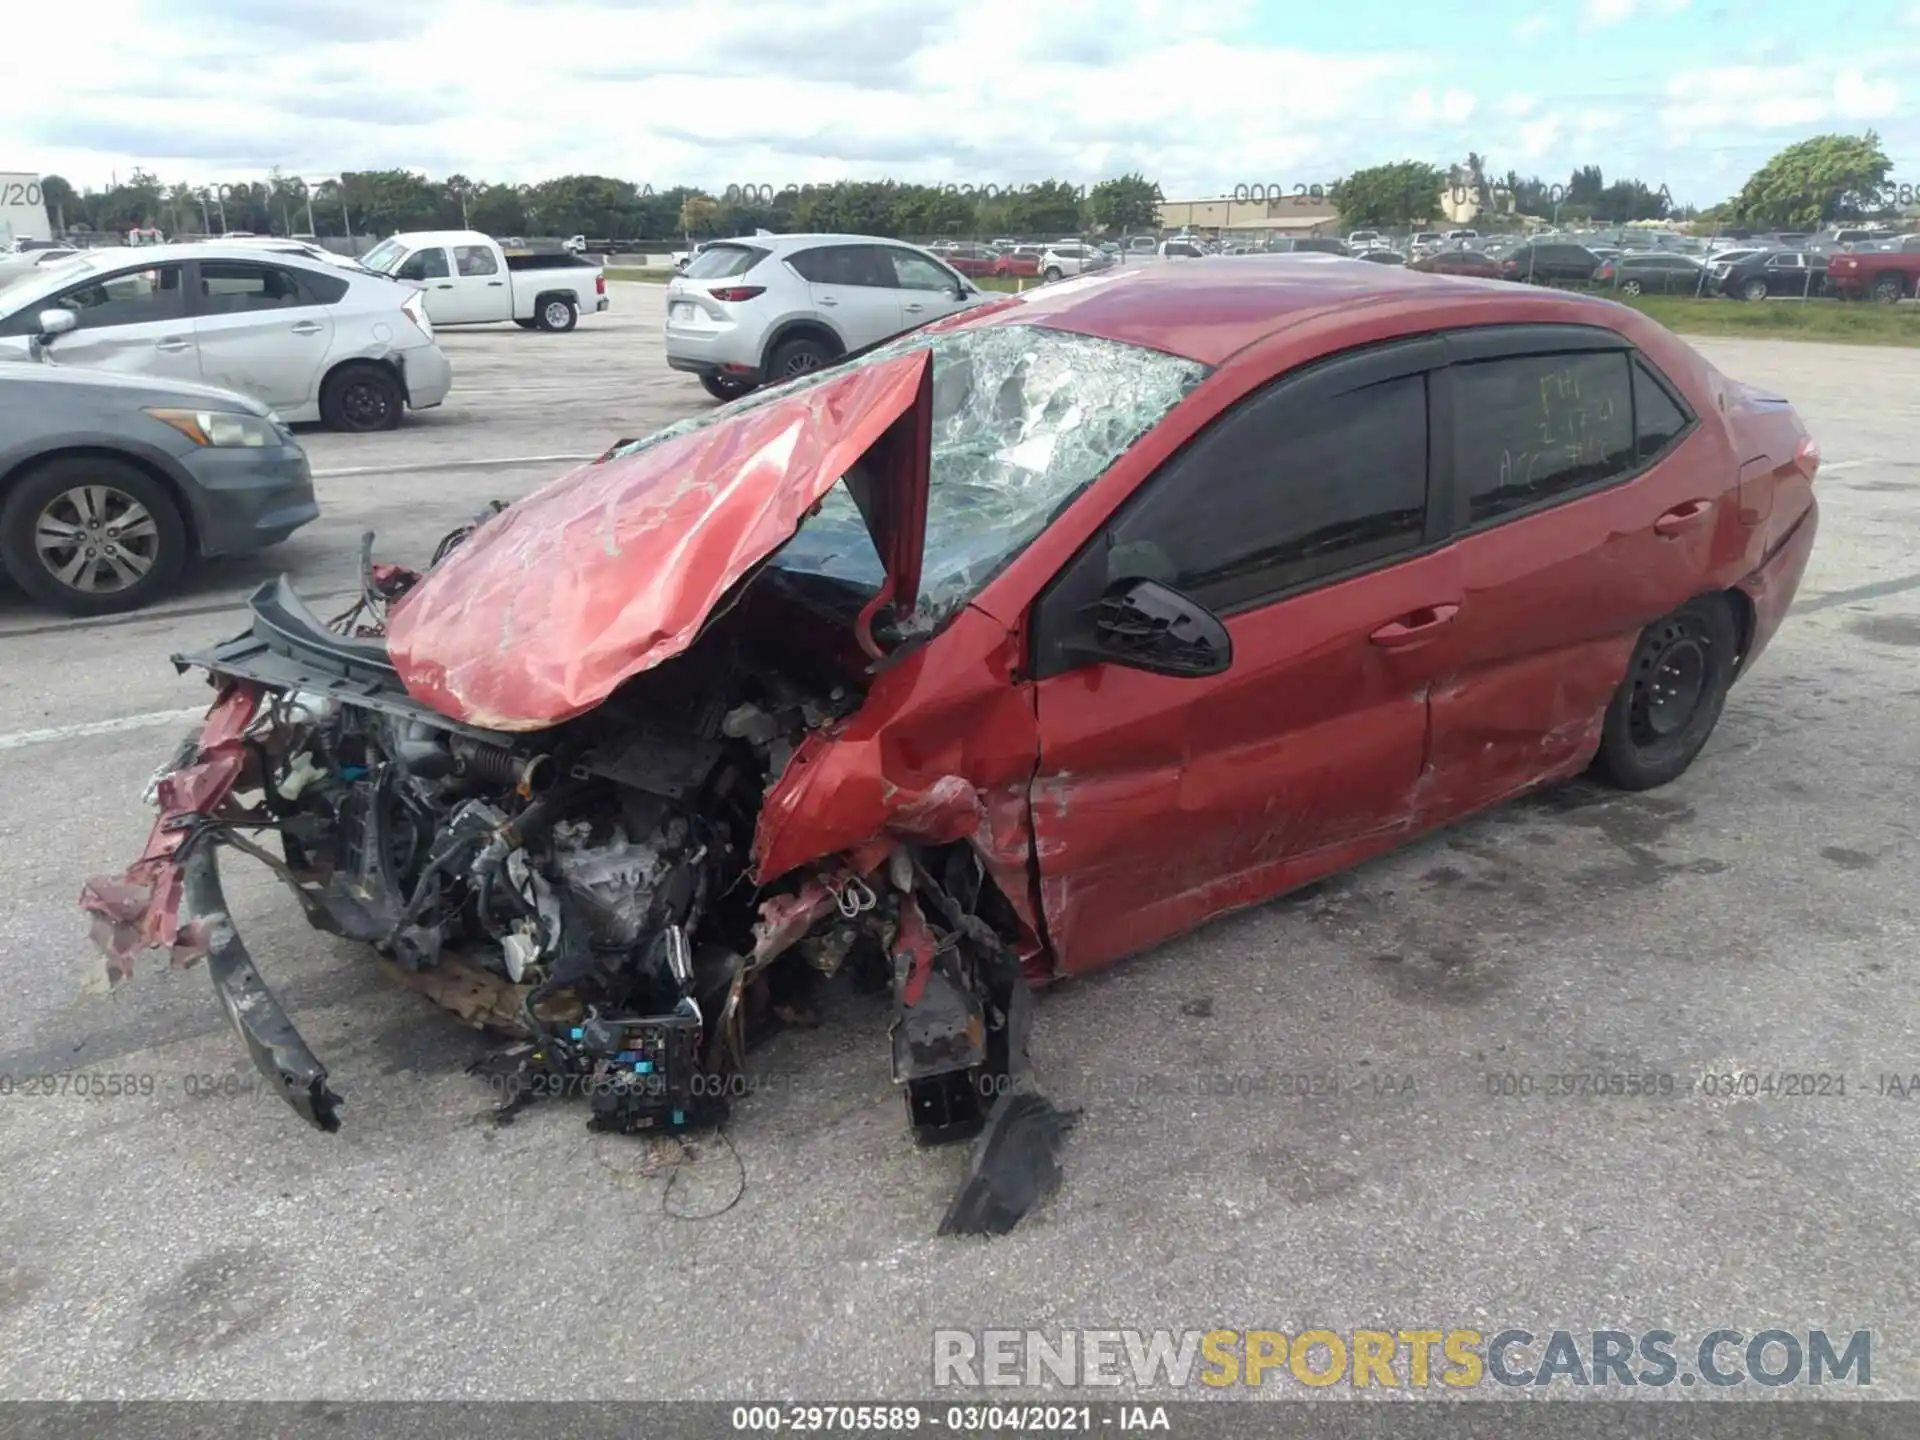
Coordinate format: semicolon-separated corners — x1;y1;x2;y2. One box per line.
716;233;933;252
964;256;1635;366
51;241;359;271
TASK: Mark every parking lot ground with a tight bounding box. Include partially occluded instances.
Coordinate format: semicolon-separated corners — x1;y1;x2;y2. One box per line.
2;282;1917;1399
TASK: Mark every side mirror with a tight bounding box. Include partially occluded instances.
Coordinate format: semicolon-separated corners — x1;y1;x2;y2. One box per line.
1071;577;1232;679
29;307;76;360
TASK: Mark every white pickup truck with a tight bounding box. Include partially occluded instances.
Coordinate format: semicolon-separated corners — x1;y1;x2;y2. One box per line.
357;229;608;331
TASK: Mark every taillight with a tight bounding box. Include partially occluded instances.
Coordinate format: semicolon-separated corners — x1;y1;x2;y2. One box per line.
596;273;606;294
1793;435;1821;481
401;292;433;339
1598;264;1614;279
709;286;766;303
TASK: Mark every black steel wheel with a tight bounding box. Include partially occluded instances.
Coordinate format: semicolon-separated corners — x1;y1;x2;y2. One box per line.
1590;596;1740;791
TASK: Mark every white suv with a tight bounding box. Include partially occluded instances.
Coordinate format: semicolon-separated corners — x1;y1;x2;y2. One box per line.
1038;243;1111;281
663;233;992;400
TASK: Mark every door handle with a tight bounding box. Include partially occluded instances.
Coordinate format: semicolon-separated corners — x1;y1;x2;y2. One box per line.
817;296;838;306
1654;499;1712;536
290;321;323;335
903;303;925;313
1370;603;1461;647
434;282;454;289
487;281;504;286
154;338;192;352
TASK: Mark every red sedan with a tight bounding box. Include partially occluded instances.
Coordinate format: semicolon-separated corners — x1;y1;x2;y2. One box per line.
994;247;1042;278
85;257;1819;1234
928;242;1000;278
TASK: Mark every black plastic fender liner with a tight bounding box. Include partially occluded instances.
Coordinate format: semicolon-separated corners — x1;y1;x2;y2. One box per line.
181;840;344;1133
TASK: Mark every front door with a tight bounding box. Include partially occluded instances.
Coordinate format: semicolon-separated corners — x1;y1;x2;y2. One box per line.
0;262;200;385
188;259;334;410
1025;339;1460;975
881;247;972;329
395;246;457;323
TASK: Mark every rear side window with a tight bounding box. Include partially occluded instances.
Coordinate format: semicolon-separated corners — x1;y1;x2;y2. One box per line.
1632;359;1692;461
454;244;499;276
685;244;765;280
1105;373;1430;613
787;245;887;286
196;261;306;313
1453;351;1636;524
298;267;350;304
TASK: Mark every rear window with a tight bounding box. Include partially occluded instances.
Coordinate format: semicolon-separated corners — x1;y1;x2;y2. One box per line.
685;244;765;280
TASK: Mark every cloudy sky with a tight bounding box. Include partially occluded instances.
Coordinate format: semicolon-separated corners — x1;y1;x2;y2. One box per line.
2;0;1915;205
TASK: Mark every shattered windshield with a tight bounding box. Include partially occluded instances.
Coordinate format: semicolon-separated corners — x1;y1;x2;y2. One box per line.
771;325;1209;623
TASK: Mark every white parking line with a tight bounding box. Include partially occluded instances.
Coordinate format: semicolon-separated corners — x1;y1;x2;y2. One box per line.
0;707;206;752
312;453;598;479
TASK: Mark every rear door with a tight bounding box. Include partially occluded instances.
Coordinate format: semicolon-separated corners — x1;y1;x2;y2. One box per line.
880;246;973;328
0;262;199;384
446;242;509;322
1025;338;1460;974
789;244;903;351
188;258;335;410
1411;327;1716;820
393;246;456;322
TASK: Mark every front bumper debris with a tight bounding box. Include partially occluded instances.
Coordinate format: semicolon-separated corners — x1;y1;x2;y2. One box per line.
184;838;343;1132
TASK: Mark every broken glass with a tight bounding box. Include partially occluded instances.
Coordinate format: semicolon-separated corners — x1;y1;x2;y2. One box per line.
771;325;1209;622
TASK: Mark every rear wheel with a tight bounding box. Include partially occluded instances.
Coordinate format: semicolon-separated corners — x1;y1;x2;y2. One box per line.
1741;277;1769;302
536;296;578;332
1872;275;1905;304
1619;278;1642;296
0;456;187;615
319;362;403;432
767;336;833;380
1044;266;1063;282
1589;596;1739;791
700;373;754;401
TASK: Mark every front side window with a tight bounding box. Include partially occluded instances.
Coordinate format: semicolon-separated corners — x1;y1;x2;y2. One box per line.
1454;351;1636;524
397;248;450;281
9;263;186;331
1100;373;1430;613
888;250;957;292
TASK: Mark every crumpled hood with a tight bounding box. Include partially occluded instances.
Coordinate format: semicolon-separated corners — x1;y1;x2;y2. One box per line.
387;348;931;731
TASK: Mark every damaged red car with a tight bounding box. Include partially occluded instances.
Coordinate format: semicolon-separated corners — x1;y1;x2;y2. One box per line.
82;258;1820;1235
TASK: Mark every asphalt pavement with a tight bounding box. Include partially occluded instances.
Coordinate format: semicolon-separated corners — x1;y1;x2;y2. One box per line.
1;284;1916;1401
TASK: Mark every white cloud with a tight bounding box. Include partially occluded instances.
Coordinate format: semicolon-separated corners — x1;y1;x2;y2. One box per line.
1407;88;1479;126
1659;63;1903;131
1511;13;1551;40
1584;0;1689;26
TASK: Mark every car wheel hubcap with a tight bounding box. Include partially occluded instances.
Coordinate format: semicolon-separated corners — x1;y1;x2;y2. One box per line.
34;484;159;593
783;352;821;375
1623;281;1640;295
546;302;570;327
344;381;389;426
1629;617;1710;745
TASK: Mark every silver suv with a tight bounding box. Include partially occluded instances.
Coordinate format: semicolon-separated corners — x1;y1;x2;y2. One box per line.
664;233;993;399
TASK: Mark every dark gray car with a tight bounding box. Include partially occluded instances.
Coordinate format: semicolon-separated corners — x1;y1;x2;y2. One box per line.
0;318;317;616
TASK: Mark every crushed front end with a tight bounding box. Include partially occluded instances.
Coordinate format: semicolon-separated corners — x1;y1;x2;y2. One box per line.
81;519;1067;1234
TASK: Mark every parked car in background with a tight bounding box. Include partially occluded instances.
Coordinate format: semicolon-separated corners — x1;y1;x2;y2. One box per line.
1711;249;1827;301
1347;230;1382;248
0;242;452;432
89;261;1819;1243
1124;237;1159;255
0;342;316;614
1041;243;1111;280
928;243;1001;278
1356;248;1406;265
1596;252;1709;296
1158;238;1209;259
663;233;992;400
357;230;607;332
1501;242;1603;286
993;246;1043;278
1271;236;1351;255
1409;231;1443;255
1823;244;1920;302
1411;250;1503;279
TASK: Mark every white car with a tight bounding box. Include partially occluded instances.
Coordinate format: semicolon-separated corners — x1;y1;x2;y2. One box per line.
0;242;453;432
1038;243;1111;280
358;230;607;331
1158;238;1209;259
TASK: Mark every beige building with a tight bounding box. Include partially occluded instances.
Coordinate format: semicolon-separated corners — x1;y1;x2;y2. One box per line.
1157;195;1341;241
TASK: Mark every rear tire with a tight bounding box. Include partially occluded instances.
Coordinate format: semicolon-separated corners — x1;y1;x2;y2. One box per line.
700;373;754;401
1619;279;1642;296
319;362;404;432
1872;275;1905;304
1589;596;1739;791
0;455;188;616
767;336;834;381
1044;266;1064;282
536;296;578;332
1741;278;1769;302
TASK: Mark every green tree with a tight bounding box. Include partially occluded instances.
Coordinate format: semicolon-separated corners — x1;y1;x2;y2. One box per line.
1736;131;1892;227
1567;164;1605;207
40;175;79;233
679;193;720;237
469;183;528;236
1333;160;1446;228
1087;173;1162;233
